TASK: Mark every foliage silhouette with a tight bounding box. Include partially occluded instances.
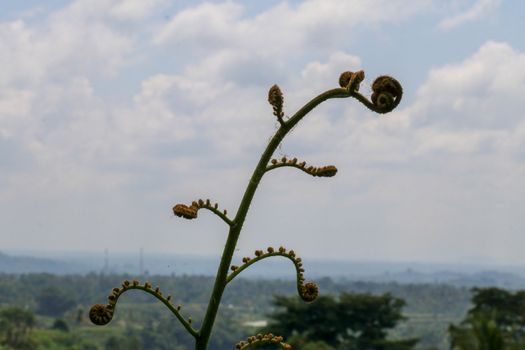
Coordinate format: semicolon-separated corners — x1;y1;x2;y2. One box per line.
265;293;418;350
449;287;525;350
0;307;36;350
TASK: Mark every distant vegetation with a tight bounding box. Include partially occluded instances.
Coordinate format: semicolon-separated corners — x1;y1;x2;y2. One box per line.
265;292;418;349
449;288;525;349
0;272;477;349
3;251;525;289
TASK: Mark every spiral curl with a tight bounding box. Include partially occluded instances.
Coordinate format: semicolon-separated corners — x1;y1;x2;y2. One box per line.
335;71;403;114
173;198;232;225
89;303;113;325
268;84;285;123
300;282;319;302
235;333;292;350
266;156;337;178
370;75;402;113
227;246;319;303
339;70;365;91
173;203;198;219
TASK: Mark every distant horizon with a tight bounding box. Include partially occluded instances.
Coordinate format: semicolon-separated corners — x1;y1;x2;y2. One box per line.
4;248;525;290
4;248;525;271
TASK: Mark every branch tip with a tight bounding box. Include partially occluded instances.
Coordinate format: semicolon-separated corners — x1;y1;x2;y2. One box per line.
89;280;197;337
266;157;338;178
235;333;291;350
173;199;233;225
227;246;318;303
268;84;285;123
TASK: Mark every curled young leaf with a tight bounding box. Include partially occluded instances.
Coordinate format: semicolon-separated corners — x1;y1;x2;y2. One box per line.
173;204;198;219
339;70;365;91
173;199;233;225
268;84;285;121
300;282;319;302
370;75;402;113
89;304;113;326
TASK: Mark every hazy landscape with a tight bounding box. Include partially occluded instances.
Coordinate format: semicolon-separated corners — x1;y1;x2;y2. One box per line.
3;250;525;288
2;1;524;349
1;251;525;349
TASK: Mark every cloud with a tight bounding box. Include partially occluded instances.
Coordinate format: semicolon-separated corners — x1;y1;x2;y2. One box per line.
438;0;501;30
2;1;525;264
0;11;134;89
155;0;431;54
109;0;167;21
301;52;361;82
260;40;525;263
410;41;525;136
0;0;164;196
310;40;525;171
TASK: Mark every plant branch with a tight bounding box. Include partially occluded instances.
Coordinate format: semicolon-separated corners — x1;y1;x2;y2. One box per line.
227;247;319;302
173;199;233;226
265;157;337;177
235;333;292;350
197;86;355;349
89;280;198;338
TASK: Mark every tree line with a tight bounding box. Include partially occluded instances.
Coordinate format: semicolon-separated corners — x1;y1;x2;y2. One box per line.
2;273;519;349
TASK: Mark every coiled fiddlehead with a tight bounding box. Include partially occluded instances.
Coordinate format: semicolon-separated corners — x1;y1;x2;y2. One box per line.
339;70;365;92
173;198;233;226
370;75;403;112
339;71;402;114
268;84;285;126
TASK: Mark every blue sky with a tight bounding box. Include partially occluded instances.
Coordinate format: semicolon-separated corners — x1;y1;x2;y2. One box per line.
1;0;524;265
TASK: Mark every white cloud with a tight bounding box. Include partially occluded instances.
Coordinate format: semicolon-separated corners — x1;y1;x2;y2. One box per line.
2;1;525;265
0;12;134;89
109;0;167;21
410;41;525;134
438;0;501;30
154;2;244;46
155;0;431;55
301;51;361;82
259;40;525;263
309;40;525;172
0;0;155;197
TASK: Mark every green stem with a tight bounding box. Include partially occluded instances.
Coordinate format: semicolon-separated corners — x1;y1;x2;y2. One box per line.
195;87;351;350
200;206;233;226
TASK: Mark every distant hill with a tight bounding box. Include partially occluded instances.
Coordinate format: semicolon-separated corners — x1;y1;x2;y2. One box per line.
0;251;87;274
2;250;525;288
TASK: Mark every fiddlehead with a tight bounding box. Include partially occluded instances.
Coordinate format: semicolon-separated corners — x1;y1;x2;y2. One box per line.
268;84;285;126
227;247;318;303
339;70;365;92
339;71;402;114
370;75;403;112
235;333;292;350
89;280;198;337
265;157;337;178
173;198;233;226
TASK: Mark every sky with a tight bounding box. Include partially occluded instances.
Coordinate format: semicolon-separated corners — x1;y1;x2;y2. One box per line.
1;0;524;266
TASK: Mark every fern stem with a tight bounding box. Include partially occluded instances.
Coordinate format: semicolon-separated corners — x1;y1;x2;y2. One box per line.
195;88;351;350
